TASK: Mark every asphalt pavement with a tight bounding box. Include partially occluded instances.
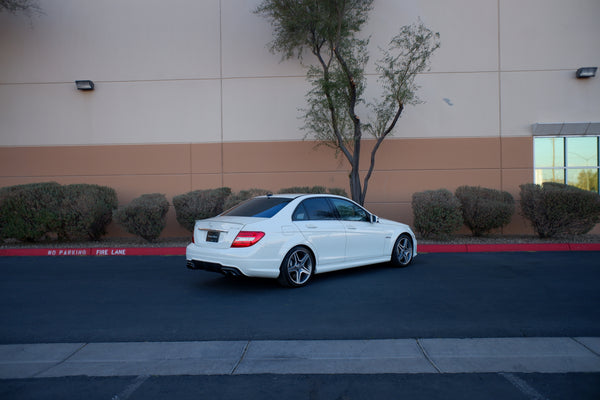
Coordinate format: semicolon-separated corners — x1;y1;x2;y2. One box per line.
1;251;600;399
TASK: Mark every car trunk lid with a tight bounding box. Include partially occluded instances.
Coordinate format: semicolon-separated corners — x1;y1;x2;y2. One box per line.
193;217;264;249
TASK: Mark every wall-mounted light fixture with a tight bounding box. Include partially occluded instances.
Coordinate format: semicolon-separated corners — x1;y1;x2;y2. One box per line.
75;80;95;90
576;67;597;79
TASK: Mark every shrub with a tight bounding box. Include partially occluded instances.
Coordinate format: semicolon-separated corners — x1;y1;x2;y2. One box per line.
520;182;600;238
325;187;349;197
277;186;348;197
173;187;232;232
0;182;64;242
455;186;515;236
0;182;117;242
223;188;272;210
58;184;118;241
114;193;169;242
412;189;463;239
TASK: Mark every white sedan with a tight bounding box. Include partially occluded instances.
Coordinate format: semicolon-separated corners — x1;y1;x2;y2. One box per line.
186;194;417;287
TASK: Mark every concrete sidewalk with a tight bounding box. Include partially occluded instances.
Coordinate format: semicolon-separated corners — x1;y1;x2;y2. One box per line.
1;337;599;379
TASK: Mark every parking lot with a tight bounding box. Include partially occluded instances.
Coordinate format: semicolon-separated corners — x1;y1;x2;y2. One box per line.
1;251;599;399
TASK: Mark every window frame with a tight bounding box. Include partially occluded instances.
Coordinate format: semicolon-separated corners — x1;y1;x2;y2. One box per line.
292;197;338;221
533;135;600;193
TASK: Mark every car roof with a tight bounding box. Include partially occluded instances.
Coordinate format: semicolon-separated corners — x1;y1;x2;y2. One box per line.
259;193;348;200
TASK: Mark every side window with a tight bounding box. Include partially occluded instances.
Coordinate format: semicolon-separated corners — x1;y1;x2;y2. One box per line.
330;198;369;222
293;198;336;221
292;203;309;221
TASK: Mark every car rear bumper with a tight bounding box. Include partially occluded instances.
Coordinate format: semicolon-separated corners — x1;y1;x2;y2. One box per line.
185;243;281;279
186;260;244;276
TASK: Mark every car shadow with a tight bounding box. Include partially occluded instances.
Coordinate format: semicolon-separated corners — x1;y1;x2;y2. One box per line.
312;262;393;283
189;261;399;292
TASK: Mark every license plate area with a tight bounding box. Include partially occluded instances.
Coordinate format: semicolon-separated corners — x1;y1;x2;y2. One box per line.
206;231;220;243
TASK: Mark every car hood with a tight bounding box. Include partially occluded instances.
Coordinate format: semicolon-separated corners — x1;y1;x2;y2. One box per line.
378;218;413;231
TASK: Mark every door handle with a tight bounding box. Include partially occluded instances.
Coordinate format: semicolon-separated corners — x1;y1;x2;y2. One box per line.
347;226;357;230
306;225;318;229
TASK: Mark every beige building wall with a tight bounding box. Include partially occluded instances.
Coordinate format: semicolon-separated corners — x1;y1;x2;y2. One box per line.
1;0;599;237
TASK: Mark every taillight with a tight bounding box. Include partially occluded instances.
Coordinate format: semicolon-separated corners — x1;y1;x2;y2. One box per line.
231;231;265;248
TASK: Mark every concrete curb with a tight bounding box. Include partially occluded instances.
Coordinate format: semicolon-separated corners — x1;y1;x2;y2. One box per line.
418;243;600;253
1;337;599;378
1;243;599;257
0;247;187;257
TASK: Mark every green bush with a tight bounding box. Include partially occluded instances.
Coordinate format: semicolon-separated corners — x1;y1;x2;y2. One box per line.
0;182;117;242
173;187;232;232
412;189;463;239
520;182;600;238
57;184;118;241
114;193;169;242
277;186;348;197
223;188;272;210
455;186;515;236
0;182;64;242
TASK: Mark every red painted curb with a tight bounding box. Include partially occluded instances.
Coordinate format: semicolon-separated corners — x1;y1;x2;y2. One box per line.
90;247;186;256
568;243;600;252
0;247;187;257
466;243;571;253
419;243;600;253
1;243;599;257
418;244;467;253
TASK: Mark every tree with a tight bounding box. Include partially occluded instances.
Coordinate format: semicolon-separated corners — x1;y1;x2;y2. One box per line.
256;0;440;205
0;0;41;16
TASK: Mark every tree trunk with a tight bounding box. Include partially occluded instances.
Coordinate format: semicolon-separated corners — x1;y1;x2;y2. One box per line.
349;168;363;205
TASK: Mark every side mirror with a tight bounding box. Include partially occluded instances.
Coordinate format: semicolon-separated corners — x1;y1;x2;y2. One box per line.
370;214;379;223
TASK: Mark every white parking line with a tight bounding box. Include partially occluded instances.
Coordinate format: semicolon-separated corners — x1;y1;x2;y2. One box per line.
500;373;549;400
111;375;150;400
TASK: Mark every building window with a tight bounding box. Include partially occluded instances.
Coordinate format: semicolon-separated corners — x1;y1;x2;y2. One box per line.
534;136;599;193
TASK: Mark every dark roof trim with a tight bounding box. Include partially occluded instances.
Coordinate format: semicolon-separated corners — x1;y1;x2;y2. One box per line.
532;122;600;136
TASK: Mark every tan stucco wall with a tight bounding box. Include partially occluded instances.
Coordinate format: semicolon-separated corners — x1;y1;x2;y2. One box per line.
0;136;535;237
2;1;599;147
1;0;599;237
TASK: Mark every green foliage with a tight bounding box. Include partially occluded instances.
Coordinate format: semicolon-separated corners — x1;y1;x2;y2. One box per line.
114;193;169;242
57;184;118;241
455;186;515;236
223;189;272;211
256;0;439;205
255;0;373;61
0;182;117;242
173;188;232;232
412;189;463;240
0;182;63;241
0;0;41;15
325;187;349;197
520;182;600;238
277;186;348;197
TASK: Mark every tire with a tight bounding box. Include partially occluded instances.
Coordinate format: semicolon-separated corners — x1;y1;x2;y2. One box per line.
390;233;414;267
277;246;314;288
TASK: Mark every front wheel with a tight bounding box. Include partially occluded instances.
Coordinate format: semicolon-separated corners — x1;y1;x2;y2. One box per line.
390;234;414;268
277;246;314;288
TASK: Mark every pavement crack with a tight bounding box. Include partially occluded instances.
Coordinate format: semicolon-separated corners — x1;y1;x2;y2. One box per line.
230;340;250;375
571;337;600;357
416;339;441;373
31;342;88;378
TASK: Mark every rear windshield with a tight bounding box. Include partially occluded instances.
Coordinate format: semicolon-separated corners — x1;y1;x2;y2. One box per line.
222;197;292;218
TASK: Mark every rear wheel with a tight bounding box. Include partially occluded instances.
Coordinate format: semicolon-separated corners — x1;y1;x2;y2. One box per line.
277;246;314;288
390;234;414;267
